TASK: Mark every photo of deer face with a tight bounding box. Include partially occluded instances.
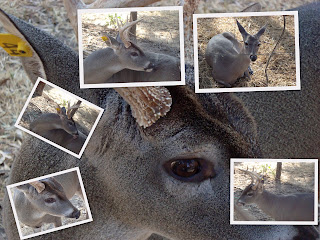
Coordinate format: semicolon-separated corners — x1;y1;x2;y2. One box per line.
0;1;319;240
6;168;92;239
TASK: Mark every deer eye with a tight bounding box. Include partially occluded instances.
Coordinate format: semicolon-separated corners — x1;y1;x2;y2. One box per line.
45;198;56;203
130;52;138;57
247;192;253;196
245;42;249;46
163;158;216;182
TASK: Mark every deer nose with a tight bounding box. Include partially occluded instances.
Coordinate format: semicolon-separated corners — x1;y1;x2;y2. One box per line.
72;209;81;219
144;62;155;72
237;200;245;206
250;55;257;61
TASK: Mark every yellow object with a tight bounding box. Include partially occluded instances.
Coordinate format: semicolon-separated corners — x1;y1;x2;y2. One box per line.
101;36;109;42
0;33;32;57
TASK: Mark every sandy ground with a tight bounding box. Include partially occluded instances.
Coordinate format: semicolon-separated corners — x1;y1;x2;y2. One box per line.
81;10;181;58
233;162;315;221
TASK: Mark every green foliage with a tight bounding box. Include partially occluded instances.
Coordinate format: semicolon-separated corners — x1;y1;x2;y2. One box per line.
105;13;126;28
258;163;276;178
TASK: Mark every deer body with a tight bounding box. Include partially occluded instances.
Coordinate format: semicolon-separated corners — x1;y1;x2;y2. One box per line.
1;2;320;240
29;103;86;154
13;171;81;229
237;170;314;221
205;21;266;87
251;191;314;221
106;52;180;83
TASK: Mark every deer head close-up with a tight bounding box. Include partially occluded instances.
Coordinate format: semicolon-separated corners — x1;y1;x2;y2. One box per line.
0;0;319;240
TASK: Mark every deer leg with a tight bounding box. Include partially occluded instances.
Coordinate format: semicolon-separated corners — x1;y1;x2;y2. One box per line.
215;79;232;88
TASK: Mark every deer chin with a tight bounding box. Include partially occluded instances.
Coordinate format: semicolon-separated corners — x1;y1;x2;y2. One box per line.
72;134;79;139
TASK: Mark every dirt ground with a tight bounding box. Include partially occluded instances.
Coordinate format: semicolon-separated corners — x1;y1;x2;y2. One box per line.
197;15;296;88
0;0;318;239
234;162;315;221
81;10;181;58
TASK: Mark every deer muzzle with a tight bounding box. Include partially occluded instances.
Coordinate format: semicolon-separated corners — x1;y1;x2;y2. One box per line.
144;62;155;72
250;55;257;61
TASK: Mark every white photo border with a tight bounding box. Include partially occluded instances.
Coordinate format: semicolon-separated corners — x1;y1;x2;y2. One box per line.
193;11;300;93
14;77;104;159
6;167;93;240
230;158;318;225
78;6;185;88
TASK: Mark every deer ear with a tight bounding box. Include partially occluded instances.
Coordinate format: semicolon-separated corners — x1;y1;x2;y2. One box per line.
236;20;249;39
103;34;121;50
0;9;46;83
29;181;46;193
255;25;267;39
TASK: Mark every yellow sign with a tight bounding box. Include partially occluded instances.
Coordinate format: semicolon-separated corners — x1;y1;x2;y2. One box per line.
0;33;32;57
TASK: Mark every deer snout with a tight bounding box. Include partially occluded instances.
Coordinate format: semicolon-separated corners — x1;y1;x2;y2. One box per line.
144;62;155;72
237;199;245;207
250;55;257;61
73;132;79;139
68;209;81;219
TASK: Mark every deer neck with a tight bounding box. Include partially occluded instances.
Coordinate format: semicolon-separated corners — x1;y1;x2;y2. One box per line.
255;190;279;219
30;113;64;134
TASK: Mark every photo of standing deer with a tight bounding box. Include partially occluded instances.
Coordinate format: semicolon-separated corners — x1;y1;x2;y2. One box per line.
7;169;91;238
233;161;316;222
0;0;319;240
16;80;101;155
196;15;297;89
80;9;182;85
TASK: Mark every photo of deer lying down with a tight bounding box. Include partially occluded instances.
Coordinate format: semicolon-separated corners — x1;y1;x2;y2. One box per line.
195;12;299;91
0;1;320;240
15;78;103;158
232;160;318;223
78;7;183;87
6;168;92;239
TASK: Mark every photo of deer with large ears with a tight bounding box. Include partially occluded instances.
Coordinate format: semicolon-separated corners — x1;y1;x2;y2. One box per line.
195;13;298;90
0;1;319;240
79;7;183;87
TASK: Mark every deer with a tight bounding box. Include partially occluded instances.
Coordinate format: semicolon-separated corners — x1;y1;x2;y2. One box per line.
12;171;83;233
29;101;86;154
83;19;156;84
236;169;315;221
0;1;319;240
205;19;266;87
83;16;180;84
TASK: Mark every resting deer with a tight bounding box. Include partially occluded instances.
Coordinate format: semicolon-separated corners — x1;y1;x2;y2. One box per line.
237;169;315;221
205;20;266;87
29;101;86;154
13;171;83;233
1;1;319;240
83;17;180;84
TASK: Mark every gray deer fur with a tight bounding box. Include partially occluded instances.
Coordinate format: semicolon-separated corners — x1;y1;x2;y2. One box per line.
1;2;320;240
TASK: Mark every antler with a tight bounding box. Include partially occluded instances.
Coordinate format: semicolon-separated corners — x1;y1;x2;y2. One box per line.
117;19;142;48
67;100;82;119
238;169;262;190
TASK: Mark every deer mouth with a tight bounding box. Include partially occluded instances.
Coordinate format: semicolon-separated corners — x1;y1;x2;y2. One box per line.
72;133;79;139
237;201;245;207
144;62;155;72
